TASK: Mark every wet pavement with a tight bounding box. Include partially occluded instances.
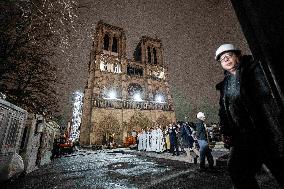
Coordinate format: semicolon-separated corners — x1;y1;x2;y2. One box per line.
2;148;279;189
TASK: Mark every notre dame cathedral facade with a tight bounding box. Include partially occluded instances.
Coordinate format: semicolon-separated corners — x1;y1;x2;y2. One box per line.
79;21;176;146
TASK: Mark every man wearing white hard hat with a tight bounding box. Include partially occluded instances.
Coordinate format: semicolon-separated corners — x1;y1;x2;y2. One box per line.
215;44;284;188
195;112;214;171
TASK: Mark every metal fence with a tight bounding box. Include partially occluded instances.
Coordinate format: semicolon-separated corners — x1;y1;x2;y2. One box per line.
0;99;28;153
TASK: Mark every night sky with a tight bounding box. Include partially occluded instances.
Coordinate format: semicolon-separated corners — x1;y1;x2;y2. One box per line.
57;0;250;123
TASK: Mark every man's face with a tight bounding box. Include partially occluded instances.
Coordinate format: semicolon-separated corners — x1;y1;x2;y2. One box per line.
200;116;206;121
219;52;239;72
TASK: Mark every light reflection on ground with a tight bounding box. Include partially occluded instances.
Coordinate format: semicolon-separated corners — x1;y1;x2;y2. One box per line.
4;149;170;189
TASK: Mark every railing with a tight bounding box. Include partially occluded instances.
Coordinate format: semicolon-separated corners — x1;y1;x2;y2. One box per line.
0;99;28;153
92;98;173;111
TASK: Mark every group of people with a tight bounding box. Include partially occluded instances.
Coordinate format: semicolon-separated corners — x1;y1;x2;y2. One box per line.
165;121;196;156
136;123;192;154
136;112;215;171
137;126;165;152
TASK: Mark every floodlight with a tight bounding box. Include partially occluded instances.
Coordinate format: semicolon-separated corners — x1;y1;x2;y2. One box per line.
108;90;116;99
133;93;142;101
155;94;164;103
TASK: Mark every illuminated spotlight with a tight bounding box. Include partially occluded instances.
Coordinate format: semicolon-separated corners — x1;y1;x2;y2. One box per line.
133;93;142;101
108;90;117;99
155;95;164;103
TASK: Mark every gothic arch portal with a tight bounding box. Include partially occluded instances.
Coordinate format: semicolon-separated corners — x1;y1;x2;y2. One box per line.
128;112;154;132
127;83;143;97
156;115;171;129
97;114;122;145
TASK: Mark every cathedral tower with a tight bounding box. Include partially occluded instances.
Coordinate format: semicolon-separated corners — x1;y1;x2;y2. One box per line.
79;21;176;146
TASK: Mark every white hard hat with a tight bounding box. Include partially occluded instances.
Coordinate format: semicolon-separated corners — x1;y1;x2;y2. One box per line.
215;44;240;61
197;112;205;119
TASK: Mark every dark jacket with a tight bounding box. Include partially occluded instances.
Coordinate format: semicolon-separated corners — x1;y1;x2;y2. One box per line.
168;125;178;143
195;120;207;141
180;124;194;148
216;55;284;158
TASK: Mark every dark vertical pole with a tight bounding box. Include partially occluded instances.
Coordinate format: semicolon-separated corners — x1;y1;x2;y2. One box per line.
230;0;284;109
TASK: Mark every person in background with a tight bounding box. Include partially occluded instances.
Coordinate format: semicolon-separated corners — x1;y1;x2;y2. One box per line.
164;125;171;152
151;127;157;152
141;129;146;151
168;123;180;156
180;122;195;162
137;130;143;151
189;122;199;151
195;112;214;171
177;122;184;153
156;125;164;153
146;127;152;151
215;44;284;188
51;138;60;159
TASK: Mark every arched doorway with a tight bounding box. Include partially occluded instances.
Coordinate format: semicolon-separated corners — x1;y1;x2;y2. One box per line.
98;114;122;147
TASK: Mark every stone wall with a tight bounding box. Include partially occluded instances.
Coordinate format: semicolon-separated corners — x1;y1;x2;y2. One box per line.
89;108;175;145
